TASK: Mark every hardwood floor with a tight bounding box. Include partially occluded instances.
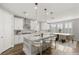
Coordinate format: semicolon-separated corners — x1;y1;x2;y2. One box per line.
1;40;79;55
1;43;25;55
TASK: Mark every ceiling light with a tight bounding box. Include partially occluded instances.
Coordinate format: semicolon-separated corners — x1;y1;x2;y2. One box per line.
44;8;47;11
34;3;38;10
35;3;38;5
34;6;38;10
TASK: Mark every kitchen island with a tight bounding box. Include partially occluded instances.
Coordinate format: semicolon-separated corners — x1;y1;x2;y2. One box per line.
22;33;54;55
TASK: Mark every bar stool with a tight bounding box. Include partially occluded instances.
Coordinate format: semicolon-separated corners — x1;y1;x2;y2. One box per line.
44;38;52;48
32;40;42;55
55;34;59;48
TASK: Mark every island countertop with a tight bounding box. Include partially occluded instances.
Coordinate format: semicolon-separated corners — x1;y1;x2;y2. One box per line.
22;34;54;42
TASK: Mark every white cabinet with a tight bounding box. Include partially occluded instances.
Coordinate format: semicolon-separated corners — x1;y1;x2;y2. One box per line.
23;19;30;30
15;35;23;45
0;8;14;53
30;21;39;31
15;17;23;30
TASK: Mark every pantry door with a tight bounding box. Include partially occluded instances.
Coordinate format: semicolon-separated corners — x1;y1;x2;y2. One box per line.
0;8;14;53
0;9;5;53
3;11;14;51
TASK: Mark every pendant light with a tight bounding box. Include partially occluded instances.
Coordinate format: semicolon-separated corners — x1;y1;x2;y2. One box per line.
50;11;54;19
34;3;38;20
44;8;48;20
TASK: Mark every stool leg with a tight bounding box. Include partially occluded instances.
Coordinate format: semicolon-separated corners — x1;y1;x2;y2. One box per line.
39;43;42;55
55;40;56;49
39;47;42;55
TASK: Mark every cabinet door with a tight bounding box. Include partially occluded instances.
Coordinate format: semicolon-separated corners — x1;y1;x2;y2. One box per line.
15;18;23;30
18;35;23;44
14;36;19;44
15;35;23;45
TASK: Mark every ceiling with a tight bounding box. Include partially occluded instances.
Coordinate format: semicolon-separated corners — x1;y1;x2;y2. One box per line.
0;3;79;22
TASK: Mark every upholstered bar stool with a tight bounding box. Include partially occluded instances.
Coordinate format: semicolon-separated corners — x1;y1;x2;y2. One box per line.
44;38;52;48
32;40;43;55
52;37;57;48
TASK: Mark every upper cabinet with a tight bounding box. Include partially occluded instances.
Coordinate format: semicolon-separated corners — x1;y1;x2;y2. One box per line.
14;17;23;30
14;17;31;30
30;21;39;31
23;18;30;30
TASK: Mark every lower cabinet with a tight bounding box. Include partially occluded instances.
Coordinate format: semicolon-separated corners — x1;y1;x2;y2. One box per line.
15;35;23;45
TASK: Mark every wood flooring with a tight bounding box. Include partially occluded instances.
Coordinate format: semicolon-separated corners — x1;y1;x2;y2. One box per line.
1;40;79;55
1;43;25;55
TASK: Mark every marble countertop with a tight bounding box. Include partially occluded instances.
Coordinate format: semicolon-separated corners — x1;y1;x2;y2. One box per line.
53;33;73;36
23;34;54;41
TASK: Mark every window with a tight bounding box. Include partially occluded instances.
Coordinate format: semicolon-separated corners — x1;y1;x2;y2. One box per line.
57;23;63;32
68;22;72;33
68;22;72;28
64;22;72;33
51;24;56;33
58;23;63;29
